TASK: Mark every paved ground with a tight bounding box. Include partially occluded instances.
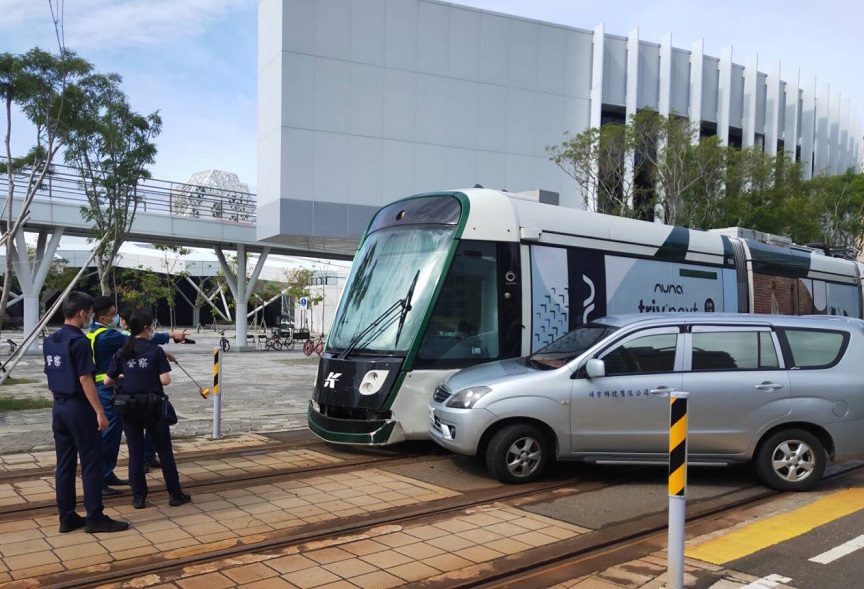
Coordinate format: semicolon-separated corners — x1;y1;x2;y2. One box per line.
0;330;319;454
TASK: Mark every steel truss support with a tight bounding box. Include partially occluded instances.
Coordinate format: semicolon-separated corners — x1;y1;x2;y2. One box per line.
215;244;270;350
10;228;64;351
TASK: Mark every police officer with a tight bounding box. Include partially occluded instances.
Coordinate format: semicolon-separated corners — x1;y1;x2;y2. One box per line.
45;291;129;534
105;309;191;509
89;296;185;495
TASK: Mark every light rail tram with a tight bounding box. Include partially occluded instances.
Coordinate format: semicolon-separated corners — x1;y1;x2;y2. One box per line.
308;189;863;445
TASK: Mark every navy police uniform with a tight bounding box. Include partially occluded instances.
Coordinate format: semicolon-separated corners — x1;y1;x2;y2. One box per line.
44;325;105;522
106;339;182;500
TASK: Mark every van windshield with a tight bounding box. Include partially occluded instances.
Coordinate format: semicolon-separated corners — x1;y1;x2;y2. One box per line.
528;324;618;369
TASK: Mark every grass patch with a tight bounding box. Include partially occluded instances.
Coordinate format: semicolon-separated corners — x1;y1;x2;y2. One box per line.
0;396;52;411
1;377;40;386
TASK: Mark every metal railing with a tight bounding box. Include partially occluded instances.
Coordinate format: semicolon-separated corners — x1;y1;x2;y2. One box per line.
2;157;257;226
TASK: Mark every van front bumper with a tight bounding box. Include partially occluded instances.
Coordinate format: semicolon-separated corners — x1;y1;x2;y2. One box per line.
428;403;496;456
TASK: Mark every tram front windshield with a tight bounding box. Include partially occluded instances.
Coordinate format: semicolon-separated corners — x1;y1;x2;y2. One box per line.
328;225;456;355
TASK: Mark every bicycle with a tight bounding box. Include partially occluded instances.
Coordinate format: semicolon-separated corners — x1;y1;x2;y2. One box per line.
303;334;325;357
218;330;230;352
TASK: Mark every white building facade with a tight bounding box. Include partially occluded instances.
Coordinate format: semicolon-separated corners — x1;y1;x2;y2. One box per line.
257;0;862;246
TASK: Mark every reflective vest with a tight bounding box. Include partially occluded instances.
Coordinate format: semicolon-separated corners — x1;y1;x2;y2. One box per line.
86;327;109;383
44;329;84;396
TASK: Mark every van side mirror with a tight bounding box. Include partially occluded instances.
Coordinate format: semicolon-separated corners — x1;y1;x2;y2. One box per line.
585;358;605;379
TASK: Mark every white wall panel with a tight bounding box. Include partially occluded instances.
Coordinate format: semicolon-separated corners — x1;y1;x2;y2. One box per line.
800;76;817;179
702;56;719;125
535;93;566;154
670;48;690;116
755;72;767;136
282;128;315;200
314;59;351;133
603;36;627;106
415;73;448;145
479;13;510;85
538;26;568;95
784;70;800;157
381;140;415;200
508;19;539;90
566;30;593;99
282;0;315;54
506;88;536;155
382;69;417;141
349;63;384;137
282;54;315;129
417;2;450;77
314;132;350;201
476;83;507;151
449;7;481;81
445;147;478;188
476;151;507;189
348;136;383;205
446;78;479;149
351;0;386;65
384;0;418;71
688;40;703;137
315;0;352;61
414;143;447;192
730;65;745;130
506;154;537;191
638;42;660;109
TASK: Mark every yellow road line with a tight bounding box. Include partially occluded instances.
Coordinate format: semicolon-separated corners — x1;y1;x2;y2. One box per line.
686;487;864;564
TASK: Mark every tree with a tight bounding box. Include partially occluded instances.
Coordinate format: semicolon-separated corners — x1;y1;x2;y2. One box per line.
547;123;635;217
0;48;97;330
64;77;161;295
154;244;190;328
115;266;171;314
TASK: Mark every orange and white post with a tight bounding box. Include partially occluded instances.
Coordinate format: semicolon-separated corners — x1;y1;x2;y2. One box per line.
667;391;689;589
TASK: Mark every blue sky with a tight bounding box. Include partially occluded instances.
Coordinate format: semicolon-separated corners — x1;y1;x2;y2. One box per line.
2;0;862;191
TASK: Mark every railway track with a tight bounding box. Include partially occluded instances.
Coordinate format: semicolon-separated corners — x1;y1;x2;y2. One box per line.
40;469;644;588
49;462;864;589
431;462;864;589
0;439;447;521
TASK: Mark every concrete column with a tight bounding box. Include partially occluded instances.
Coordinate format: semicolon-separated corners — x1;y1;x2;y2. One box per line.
800;76;817;179
588;22;605;213
624;28;639;207
765;61;781;156
742;54;758;149
814;81;830;175
783;68;800;161
658;34;672;117
717;46;733;146
688;39;704;144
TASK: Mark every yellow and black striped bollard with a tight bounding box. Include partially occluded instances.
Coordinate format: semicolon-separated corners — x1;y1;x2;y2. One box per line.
667;391;689;589
212;348;222;439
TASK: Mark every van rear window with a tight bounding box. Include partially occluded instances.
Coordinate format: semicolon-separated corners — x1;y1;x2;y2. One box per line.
782;329;848;369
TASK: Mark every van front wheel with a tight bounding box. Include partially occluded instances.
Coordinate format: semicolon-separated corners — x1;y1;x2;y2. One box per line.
485;423;548;484
755;428;826;491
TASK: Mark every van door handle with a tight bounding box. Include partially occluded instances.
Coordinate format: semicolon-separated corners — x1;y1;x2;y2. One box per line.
649;386;674;397
755;382;783;391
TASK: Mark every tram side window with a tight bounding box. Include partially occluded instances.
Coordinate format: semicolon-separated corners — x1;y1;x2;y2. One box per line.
418;242;499;365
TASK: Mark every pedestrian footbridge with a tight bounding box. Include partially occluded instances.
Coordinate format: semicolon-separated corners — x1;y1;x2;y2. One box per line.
4;162;356;347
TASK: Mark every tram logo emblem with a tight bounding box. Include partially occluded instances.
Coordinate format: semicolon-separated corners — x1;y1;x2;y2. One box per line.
323;372;342;389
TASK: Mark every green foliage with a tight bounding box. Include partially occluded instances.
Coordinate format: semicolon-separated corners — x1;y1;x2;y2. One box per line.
115;266;172;312
284;268;323;306
548;109;864;254
64;73;162;294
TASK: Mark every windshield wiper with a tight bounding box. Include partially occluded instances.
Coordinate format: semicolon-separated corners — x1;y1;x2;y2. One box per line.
394;270;419;347
338;270;420;360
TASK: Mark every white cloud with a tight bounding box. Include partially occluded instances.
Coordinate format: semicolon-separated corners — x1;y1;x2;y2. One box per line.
0;0;250;50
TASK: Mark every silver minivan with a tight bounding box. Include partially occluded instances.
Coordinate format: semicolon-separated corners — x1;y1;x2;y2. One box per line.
429;314;864;490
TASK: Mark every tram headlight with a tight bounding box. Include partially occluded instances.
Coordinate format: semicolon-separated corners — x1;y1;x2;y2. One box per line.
445;386;491;409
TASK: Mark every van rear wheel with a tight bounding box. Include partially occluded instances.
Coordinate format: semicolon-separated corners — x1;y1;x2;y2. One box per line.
755;428;826;491
485;423;548;484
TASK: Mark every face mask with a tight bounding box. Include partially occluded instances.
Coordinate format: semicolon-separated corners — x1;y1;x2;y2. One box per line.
111;314;120;327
